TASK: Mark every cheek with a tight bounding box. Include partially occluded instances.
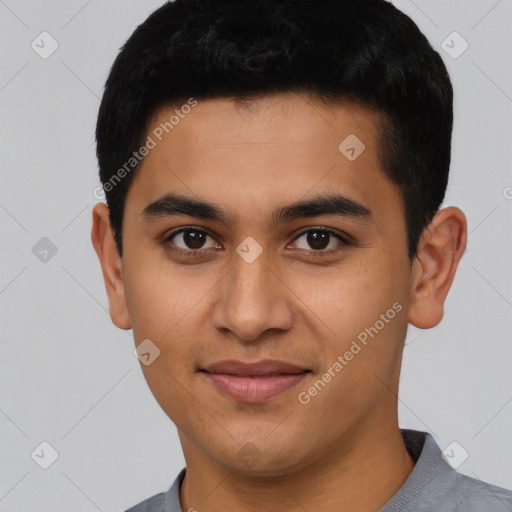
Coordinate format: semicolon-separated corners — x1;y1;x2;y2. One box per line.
290;252;402;334
123;266;201;419
139;352;194;432
123;254;218;341
291;254;408;391
297;304;407;434
122;257;216;398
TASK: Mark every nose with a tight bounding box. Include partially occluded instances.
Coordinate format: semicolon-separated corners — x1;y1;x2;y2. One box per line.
211;249;294;342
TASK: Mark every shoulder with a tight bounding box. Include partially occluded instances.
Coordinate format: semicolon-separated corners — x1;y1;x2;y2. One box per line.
394;429;512;512
123;467;186;512
451;473;512;512
124;492;166;512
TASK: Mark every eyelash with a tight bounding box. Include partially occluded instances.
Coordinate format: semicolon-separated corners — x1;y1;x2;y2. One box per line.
163;226;351;258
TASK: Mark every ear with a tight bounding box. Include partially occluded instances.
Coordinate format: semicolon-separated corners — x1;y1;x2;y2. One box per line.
408;206;467;329
91;203;131;330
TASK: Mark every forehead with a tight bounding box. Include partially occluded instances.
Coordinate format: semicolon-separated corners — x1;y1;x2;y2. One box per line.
128;92;402;228
146;92;383;159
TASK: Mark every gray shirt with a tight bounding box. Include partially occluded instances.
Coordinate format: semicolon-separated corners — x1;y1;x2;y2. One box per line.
125;429;512;511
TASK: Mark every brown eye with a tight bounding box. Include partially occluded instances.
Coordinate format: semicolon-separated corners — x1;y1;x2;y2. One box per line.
306;230;330;250
292;228;349;254
166;227;219;253
181;229;207;249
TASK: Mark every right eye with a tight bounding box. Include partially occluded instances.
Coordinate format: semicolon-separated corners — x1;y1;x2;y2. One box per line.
164;226;221;256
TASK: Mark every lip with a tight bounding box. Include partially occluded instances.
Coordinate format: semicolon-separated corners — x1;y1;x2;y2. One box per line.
200;359;311;402
202;359;310;376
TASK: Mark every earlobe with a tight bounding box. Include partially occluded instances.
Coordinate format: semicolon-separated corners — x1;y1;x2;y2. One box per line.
91;203;132;330
407;206;467;329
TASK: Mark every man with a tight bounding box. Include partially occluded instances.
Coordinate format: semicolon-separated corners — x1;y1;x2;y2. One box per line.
91;0;512;510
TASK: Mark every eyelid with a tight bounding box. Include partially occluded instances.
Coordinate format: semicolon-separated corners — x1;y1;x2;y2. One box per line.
166;225;210;238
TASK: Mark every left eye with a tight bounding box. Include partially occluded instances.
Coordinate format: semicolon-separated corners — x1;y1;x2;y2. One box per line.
291;229;347;252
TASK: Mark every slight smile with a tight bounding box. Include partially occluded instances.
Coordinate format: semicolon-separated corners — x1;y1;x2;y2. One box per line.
199;359;312;403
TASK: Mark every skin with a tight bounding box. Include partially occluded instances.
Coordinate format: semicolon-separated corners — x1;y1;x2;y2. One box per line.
91;92;467;511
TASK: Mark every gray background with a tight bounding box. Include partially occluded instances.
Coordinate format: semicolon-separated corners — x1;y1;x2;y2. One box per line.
1;0;511;510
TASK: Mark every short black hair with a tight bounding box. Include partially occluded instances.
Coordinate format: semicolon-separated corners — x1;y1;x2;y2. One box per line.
96;0;453;261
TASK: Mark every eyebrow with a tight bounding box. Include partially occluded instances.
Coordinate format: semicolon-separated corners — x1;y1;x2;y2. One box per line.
141;192;374;226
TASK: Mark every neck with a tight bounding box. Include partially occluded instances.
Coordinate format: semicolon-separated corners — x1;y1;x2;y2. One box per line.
178;419;416;512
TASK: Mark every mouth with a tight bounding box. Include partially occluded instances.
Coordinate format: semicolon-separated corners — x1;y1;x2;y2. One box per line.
199;359;312;402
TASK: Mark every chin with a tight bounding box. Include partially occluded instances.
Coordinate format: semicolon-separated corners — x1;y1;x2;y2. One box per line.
213;438;312;478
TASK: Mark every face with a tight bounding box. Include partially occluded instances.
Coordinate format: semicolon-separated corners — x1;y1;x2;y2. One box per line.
97;92;439;476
